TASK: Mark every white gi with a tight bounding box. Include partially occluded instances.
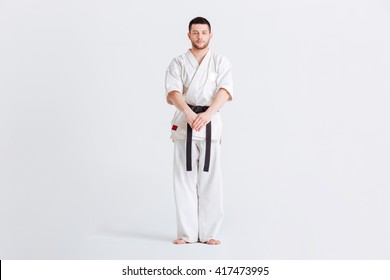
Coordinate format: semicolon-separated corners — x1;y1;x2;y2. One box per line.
165;49;233;243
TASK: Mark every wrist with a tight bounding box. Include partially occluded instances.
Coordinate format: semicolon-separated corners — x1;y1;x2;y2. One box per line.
206;107;217;115
183;106;193;115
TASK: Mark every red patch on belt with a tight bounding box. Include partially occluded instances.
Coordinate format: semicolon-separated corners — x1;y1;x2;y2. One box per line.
171;125;178;131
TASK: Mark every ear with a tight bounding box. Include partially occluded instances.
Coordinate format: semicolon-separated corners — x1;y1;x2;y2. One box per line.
210;32;213;39
187;32;191;39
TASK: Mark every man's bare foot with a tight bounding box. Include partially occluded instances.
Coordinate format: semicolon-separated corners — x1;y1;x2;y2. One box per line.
205;239;221;245
173;239;188;244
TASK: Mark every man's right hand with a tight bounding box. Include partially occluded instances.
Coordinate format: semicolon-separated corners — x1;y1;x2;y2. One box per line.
167;91;201;130
184;109;198;129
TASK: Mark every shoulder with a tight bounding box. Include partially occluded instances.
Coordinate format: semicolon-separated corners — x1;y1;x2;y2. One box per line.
169;52;187;66
210;51;232;69
167;53;187;73
211;52;231;65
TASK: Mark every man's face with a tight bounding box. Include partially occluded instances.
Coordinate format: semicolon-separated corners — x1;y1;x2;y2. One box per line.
188;24;212;50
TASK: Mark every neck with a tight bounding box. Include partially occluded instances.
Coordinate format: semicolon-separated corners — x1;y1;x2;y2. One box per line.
190;47;209;64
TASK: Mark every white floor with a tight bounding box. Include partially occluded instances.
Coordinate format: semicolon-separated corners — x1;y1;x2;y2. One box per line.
2;168;390;260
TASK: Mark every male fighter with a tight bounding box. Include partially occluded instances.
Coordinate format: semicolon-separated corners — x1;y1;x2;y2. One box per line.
165;17;233;245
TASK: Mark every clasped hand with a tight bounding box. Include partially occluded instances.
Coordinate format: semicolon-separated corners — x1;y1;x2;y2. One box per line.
185;111;212;132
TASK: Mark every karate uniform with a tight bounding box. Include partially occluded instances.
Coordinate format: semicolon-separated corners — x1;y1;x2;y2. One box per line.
165;49;233;243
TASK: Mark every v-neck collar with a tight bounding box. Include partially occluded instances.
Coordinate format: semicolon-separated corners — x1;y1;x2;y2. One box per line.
186;49;210;68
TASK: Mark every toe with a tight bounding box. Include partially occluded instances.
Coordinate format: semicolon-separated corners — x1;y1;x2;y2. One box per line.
173;239;187;244
206;239;221;245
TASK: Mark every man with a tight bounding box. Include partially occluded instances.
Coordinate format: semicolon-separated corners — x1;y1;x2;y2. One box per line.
165;17;233;245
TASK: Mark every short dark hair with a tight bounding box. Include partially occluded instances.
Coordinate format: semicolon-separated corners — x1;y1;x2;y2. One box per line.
188;17;211;32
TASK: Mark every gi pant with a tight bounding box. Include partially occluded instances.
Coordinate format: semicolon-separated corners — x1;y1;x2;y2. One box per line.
173;139;223;243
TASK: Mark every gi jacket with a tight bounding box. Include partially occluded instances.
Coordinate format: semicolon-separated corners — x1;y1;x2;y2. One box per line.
165;49;234;141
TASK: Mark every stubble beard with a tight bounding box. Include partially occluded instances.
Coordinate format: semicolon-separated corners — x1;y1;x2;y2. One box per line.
191;40;209;51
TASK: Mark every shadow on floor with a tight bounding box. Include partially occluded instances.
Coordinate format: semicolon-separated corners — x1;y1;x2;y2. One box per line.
93;227;172;243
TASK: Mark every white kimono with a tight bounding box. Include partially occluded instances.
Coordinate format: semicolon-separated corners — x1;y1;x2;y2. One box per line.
165;49;234;141
165;49;234;243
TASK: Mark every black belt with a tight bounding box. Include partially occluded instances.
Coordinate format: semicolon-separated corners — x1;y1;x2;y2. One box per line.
186;104;211;172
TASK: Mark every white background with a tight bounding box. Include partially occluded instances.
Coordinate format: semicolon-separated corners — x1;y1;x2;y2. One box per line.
1;0;389;259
